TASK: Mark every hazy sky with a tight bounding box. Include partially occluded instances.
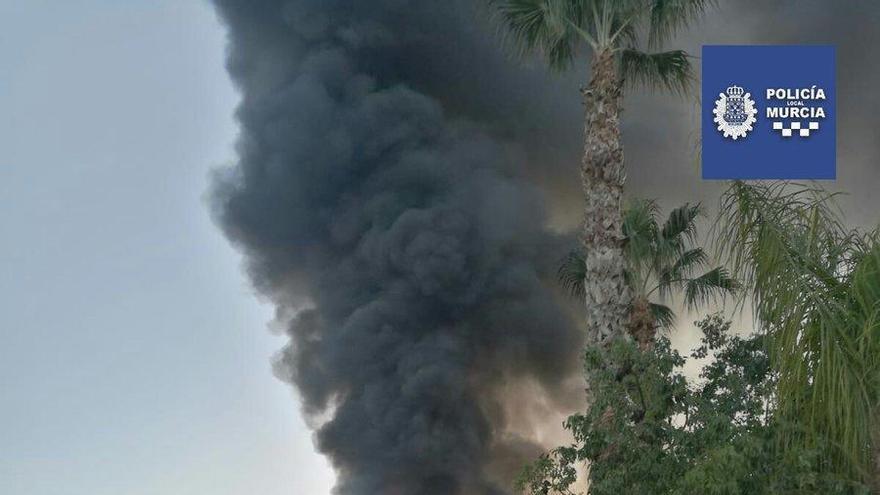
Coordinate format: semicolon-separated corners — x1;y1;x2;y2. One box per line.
0;1;333;493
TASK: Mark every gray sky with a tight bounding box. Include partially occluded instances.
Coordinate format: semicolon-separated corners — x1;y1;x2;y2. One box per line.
0;1;332;493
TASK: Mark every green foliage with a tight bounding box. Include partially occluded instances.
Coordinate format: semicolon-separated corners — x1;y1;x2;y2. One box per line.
492;0;582;70
620;49;691;95
559;200;736;331
516;452;579;495
649;302;675;330
558;250;587;301
624;200;736;308
490;0;713;91
516;315;870;494
714;181;880;484
683;266;738;311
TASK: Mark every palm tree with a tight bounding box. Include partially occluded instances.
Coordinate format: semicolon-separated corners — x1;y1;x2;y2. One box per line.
714;181;880;488
491;0;714;347
561;200;736;350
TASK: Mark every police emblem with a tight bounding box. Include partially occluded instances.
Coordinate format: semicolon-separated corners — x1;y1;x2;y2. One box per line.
713;85;757;140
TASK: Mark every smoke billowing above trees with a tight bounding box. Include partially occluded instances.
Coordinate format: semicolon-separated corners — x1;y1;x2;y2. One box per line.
209;1;583;493
209;1;880;493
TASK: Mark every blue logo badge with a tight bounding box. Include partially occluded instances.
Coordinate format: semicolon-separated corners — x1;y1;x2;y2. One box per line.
702;45;836;179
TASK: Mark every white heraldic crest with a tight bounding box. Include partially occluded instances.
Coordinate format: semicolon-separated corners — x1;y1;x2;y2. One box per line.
713;85;758;140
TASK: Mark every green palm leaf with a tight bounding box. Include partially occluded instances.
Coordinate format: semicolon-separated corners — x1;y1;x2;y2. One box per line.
683;267;738;310
657;247;708;297
650;302;676;331
653;203;701;281
714;181;880;483
661;202;701;244
491;0;585;70
671;247;708;276
620;49;693;95
623;199;660;265
562;200;734;342
558;249;587;299
491;0;712;94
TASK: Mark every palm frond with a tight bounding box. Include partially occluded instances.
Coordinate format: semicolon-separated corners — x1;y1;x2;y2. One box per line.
608;8;640;47
648;0;716;47
672;247;709;276
491;0;586;70
650;302;676;331
683;267;737;310
623;199;660;294
661;202;701;243
713;181;879;482
852;245;880;315
651;202;701;274
623;199;660;260
558;249;587;299
657;247;708;298
603;0;648;45
620;49;693;95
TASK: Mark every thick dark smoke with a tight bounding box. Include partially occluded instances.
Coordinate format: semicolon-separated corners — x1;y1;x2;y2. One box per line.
209;1;582;493
210;0;880;493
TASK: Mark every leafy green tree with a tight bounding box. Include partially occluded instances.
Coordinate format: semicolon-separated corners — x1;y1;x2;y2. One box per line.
560;200;736;349
713;181;880;488
491;0;715;348
515;315;869;494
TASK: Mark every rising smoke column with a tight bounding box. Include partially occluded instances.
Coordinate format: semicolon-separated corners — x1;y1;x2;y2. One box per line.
209;1;581;493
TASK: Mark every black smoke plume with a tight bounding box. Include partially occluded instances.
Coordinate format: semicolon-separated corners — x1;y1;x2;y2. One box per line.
209;0;880;493
209;1;583;493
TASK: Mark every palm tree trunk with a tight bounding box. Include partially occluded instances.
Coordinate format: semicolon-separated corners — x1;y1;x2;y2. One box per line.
628;296;656;351
581;49;631;349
